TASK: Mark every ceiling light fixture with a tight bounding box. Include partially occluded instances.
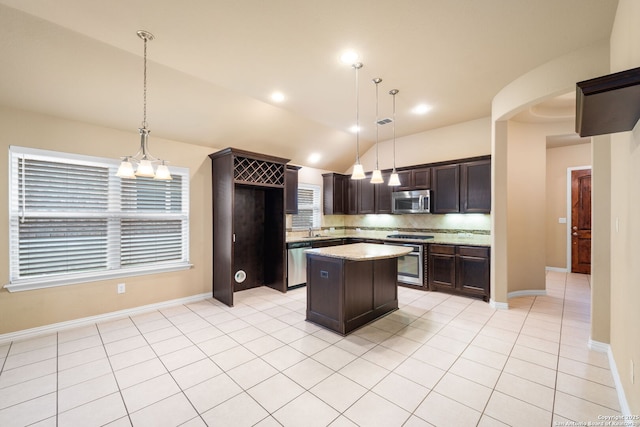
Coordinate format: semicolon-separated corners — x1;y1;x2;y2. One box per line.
388;89;401;186
351;62;365;180
340;51;359;64
412;103;432;115
271;91;285;102
116;30;171;180
370;78;383;184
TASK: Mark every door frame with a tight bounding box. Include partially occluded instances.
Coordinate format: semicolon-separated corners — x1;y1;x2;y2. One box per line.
565;165;591;271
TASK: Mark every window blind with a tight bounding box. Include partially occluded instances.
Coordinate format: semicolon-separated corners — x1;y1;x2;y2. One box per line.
7;146;190;291
292;183;321;230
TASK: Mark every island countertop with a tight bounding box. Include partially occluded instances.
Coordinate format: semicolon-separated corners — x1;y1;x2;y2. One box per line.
304;242;412;261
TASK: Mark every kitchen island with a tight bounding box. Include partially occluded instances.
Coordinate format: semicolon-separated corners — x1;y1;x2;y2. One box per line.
305;243;412;335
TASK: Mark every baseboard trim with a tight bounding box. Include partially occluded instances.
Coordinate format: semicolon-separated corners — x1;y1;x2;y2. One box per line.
545;266;568;273
587;338;609;353
599;342;633;418
0;292;211;345
489;299;509;310
507;289;547;299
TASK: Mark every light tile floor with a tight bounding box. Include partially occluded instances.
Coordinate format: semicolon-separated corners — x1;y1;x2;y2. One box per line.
0;272;624;426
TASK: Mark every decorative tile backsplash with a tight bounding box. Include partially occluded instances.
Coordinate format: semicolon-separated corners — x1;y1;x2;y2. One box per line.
287;213;491;235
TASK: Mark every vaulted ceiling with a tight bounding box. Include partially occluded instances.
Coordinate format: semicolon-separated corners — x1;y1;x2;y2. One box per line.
0;0;618;171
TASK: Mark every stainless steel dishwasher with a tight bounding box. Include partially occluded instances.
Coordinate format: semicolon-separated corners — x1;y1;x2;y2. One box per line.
287;241;312;289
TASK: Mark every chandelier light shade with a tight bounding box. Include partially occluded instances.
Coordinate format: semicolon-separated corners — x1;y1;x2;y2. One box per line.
351;62;366;180
116;30;172;180
388;88;401;186
370;77;383;184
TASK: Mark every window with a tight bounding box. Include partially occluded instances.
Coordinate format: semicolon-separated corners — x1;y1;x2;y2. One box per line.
7;146;190;292
291;183;321;230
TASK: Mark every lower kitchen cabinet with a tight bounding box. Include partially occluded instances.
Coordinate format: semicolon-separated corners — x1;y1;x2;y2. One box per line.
428;244;490;301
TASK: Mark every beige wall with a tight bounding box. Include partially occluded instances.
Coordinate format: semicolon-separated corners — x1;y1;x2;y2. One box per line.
545;143;592;269
0;107;215;335
590;134;611;345
356;117;491;173
491;41;610;304
504;121;547;293
608;0;640;413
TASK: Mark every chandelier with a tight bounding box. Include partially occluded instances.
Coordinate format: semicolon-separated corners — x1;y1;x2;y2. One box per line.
116;30;172;180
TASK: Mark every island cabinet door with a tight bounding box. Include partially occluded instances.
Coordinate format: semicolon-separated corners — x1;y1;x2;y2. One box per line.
373;258;398;309
344;260;374;323
307;256;344;332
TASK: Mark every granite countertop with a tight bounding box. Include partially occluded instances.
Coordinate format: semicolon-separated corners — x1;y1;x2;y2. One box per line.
287;231;491;247
304;243;413;261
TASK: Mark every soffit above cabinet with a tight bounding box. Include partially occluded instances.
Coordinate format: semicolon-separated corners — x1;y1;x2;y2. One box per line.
576;66;640;137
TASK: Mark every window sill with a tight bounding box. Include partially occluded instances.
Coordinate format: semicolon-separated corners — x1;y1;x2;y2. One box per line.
4;263;193;292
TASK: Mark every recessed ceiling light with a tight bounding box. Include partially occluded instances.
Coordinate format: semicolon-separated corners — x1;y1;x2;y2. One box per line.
412;103;432;115
271;92;285;102
308;153;321;164
349;125;361;133
340;51;359;64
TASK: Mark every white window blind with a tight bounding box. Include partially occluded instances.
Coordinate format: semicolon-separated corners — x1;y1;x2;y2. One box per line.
7;146;190;292
292;183;321;230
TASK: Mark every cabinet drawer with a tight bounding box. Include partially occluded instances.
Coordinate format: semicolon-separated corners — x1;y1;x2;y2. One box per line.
458;246;489;258
430;244;455;255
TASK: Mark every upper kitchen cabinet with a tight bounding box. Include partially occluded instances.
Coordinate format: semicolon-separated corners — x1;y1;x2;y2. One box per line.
432;156;491;214
357;174;376;214
323;172;391;214
460;159;491;213
395;167;431;191
209;148;289;307
374;171;393;214
285;165;301;214
322;173;348;215
432;164;460;213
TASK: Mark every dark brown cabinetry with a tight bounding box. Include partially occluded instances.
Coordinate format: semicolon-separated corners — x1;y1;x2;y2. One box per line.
432;164;460;213
209;148;289;306
432;158;491;214
357;174;376;214
429;244;490;301
322;156;490;215
395;167;431;191
311;238;345;248
460;160;491;213
322;173;347;215
374;171;393;214
285;165;300;214
323;173;391;215
306;253;398;335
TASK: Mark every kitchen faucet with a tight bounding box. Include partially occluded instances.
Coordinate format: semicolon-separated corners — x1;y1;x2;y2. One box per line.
308;227;313;237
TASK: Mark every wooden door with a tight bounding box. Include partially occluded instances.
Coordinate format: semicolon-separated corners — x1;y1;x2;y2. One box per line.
571;169;591;274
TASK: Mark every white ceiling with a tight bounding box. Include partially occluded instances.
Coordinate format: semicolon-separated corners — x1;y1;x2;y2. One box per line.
0;0;617;171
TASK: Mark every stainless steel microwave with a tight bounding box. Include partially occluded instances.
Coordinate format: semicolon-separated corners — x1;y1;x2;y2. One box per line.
392;190;431;214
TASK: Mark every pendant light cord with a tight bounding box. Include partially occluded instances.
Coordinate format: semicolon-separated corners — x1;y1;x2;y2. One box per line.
353;63;363;164
391;89;397;171
142;35;148;129
374;78;381;170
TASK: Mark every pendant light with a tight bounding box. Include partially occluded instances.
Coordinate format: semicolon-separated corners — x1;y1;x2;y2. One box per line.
351;62;366;180
388;89;401;186
370;78;383;184
116;30;172;180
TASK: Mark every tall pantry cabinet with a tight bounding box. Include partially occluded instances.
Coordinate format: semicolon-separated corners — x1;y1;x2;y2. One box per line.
209;148;289;306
